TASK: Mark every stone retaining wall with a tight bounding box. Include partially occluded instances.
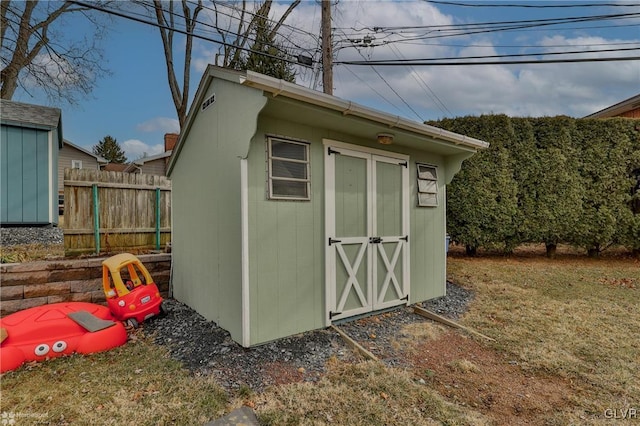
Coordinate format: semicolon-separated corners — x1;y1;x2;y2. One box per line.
0;254;171;316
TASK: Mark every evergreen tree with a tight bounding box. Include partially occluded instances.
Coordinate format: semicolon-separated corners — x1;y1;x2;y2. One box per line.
240;13;296;82
436;115;520;255
573;119;634;257
526;116;583;257
93;135;127;163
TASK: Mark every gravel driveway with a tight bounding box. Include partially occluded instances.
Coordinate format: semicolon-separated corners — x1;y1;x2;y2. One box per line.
143;281;473;392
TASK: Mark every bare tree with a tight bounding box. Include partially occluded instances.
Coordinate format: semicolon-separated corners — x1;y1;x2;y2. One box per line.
148;0;203;130
215;0;300;70
1;0;112;104
143;0;300;130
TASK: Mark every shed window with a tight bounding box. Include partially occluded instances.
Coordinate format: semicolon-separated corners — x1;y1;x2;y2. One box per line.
71;160;82;169
267;137;310;200
417;163;438;207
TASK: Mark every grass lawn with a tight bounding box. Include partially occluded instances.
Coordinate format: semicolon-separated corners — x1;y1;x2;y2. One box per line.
1;248;638;425
445;251;639;424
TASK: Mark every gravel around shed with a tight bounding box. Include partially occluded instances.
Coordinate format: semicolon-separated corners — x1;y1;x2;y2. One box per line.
143;281;474;392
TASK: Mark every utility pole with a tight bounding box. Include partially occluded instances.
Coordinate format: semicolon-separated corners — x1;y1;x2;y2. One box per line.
321;0;333;95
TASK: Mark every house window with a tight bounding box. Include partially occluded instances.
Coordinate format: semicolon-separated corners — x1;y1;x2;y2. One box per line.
71;160;82;169
417;163;438;207
267;137;310;200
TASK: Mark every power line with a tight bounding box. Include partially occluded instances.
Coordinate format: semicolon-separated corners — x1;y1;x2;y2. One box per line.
193;0;320;42
183;0;321;56
338;56;640;66
333;11;640;46
67;0;310;67
422;0;640;8
335;21;640;45
372;40;640;50
388;43;452;117
341;65;405;114
339;46;640;63
334;12;640;32
335;27;424;121
130;0;315;61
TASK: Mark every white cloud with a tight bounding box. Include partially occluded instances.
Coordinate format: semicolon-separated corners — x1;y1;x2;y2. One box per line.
191;1;639;120
122;139;163;161
136;117;180;133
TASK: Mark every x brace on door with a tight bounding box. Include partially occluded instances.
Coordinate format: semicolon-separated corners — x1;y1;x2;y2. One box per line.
333;241;369;318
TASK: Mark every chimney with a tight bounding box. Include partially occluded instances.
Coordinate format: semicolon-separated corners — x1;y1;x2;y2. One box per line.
164;133;179;152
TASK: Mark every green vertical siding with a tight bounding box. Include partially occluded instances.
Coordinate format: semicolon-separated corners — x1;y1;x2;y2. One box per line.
1;126;7;221
408;153;447;302
170;76;472;346
170;78;267;343
247;117;325;345
246;116;450;344
0;125;53;224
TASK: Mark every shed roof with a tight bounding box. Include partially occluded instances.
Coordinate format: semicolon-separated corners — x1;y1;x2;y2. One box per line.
1;99;63;147
169;66;489;174
584;93;640;118
1;99;61;129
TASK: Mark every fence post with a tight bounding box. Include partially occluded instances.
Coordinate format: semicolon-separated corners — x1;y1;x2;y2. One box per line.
155;187;161;251
92;183;100;254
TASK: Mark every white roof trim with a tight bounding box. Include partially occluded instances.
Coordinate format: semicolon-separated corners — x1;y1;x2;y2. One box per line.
168;66;489;176
240;70;489;150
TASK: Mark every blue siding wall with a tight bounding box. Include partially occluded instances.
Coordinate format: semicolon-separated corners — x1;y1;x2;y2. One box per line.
1;125;51;224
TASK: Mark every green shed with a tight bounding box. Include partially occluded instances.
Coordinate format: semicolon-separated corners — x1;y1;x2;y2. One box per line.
1;100;63;226
167;66;489;347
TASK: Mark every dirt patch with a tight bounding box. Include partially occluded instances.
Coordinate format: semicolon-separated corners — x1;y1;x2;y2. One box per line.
144;282;580;424
406;331;575;425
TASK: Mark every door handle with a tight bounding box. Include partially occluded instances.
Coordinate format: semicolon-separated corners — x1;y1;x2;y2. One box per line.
369;237;383;244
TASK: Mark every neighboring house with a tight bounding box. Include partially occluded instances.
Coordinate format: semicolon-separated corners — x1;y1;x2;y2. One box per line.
124;133;177;175
101;163;129;172
585;93;640;118
59;139;107;214
0;99;63;226
167;66;489;347
124;151;172;175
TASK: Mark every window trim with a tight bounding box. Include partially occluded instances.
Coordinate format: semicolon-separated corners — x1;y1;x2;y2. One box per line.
266;136;311;201
416;163;438;207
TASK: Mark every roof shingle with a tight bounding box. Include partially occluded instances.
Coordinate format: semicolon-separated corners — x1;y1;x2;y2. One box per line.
0;99;61;129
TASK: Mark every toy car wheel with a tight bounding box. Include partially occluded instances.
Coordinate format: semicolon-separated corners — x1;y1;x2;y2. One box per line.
159;301;168;317
126;318;139;329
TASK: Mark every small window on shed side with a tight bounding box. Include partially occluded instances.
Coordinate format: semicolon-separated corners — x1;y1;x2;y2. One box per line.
71;160;83;169
417;163;438;207
266;137;310;200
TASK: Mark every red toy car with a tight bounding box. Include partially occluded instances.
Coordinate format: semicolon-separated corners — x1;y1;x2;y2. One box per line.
102;253;164;328
0;302;127;373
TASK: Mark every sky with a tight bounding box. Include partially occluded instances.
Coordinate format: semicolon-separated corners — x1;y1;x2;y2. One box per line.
8;0;640;161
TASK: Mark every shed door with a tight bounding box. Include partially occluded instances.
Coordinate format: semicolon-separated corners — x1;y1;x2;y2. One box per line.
325;144;409;323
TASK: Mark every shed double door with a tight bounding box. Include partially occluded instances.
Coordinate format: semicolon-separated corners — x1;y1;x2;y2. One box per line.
325;143;410;323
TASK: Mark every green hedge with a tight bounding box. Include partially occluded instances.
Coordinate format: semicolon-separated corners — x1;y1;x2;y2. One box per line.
429;115;640;256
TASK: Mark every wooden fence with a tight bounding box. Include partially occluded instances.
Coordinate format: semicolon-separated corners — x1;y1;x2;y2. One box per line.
63;169;171;256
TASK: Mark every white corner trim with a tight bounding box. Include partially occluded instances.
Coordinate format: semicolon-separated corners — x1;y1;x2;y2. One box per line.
240;158;250;347
48;131;54;222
